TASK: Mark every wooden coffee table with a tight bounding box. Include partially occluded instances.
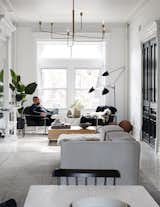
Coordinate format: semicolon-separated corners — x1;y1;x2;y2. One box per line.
48;126;96;141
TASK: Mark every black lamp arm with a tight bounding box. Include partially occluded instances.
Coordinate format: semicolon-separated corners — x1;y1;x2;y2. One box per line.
109;66;125;74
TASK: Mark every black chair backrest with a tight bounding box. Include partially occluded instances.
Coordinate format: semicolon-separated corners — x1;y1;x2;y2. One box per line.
53;169;120;186
23;106;31;115
0;199;17;207
96;106;117;114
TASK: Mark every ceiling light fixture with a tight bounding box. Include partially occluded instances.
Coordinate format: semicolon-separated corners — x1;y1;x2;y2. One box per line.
38;0;108;46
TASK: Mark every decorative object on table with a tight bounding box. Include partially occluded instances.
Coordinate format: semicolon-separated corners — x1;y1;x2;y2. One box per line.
51;119;71;129
51;124;71;129
9;69;37;129
68;100;84;118
88;66;125;107
71;197;130;207
38;0;109;47
79;122;91;129
66;109;72;118
73;107;81;118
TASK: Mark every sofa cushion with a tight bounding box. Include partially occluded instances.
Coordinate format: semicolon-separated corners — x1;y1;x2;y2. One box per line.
103;125;124;132
106;131;134;141
57;133;101;145
97;125;124;140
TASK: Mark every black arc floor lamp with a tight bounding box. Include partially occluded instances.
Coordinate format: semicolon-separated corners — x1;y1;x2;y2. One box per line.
88;66;125;107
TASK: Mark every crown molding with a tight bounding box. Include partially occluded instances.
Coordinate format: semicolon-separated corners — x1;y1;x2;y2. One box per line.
139;20;160;42
0;15;16;41
0;0;14;13
127;0;151;23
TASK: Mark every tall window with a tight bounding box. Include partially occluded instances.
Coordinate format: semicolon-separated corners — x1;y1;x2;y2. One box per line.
39;69;67;108
75;69;100;109
38;41;105;109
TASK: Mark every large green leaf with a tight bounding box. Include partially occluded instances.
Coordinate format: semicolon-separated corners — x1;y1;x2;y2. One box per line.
17;75;21;83
0;70;3;82
10;69;17;83
17;83;25;93
21;99;27;106
0;85;3;93
25;82;37;94
18;107;24;114
9;83;15;91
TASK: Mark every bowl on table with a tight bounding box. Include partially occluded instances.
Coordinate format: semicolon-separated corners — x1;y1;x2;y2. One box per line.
71;197;130;207
79;122;92;129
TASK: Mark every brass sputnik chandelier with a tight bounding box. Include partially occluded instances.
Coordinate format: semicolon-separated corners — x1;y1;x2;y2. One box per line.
38;0;108;46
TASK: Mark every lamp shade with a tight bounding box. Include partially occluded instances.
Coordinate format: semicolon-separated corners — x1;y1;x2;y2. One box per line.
102;88;109;95
88;87;95;93
102;71;109;76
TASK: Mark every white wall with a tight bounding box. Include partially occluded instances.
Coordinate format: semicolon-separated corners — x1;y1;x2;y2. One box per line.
15;27;37;83
129;0;160;140
15;23;128;121
106;25;128;121
0;28;13;107
15;26;37;104
0;41;6;68
0;40;6;106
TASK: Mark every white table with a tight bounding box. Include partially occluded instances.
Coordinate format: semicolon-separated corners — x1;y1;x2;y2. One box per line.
24;185;159;207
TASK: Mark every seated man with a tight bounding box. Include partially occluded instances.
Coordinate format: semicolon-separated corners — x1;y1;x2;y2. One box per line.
30;96;54;125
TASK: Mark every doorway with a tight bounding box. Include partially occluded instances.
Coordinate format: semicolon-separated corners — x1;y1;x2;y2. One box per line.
142;38;157;147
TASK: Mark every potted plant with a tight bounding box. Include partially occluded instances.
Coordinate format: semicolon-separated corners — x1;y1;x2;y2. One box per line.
9;69;37;129
70;99;84;118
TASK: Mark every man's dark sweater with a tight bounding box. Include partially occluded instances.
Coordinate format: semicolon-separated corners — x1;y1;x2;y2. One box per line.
30;104;52;116
30;104;53;125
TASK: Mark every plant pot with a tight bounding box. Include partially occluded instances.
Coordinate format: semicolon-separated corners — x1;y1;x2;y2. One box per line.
73;108;81;118
67;109;73;118
17;117;25;129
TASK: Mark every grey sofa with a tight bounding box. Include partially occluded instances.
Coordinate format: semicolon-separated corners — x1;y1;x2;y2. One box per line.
59;128;140;185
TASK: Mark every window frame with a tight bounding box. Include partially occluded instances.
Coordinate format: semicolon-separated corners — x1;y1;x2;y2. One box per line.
75;68;103;109
39;67;68;109
37;41;105;110
39;66;105;110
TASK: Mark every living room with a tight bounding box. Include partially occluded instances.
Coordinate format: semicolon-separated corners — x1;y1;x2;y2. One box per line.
0;0;160;207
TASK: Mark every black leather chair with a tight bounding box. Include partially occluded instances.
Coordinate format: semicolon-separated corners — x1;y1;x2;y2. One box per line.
23;106;50;127
21;106;58;136
80;105;117;126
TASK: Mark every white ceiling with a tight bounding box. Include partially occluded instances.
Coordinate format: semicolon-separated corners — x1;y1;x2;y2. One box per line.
9;0;147;23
